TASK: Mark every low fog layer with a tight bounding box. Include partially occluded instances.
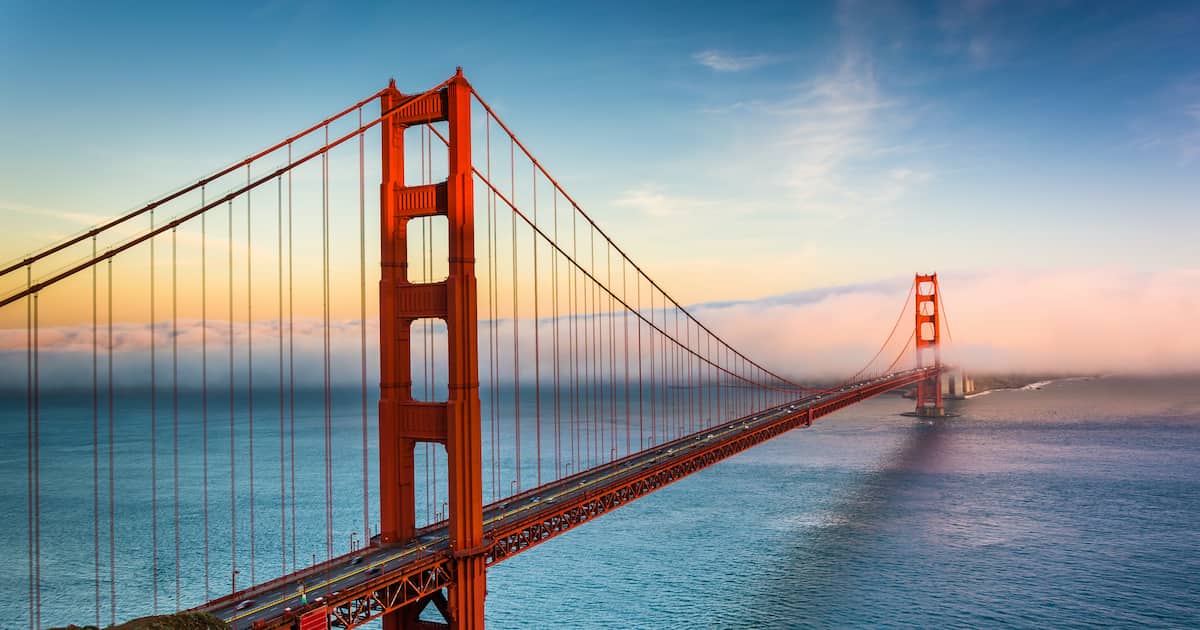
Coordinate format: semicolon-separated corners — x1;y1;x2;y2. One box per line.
3;269;1197;389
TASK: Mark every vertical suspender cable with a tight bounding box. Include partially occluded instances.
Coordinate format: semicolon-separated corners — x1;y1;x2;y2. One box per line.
582;231;591;467
323;125;333;558
608;244;616;461
359;109;370;542
107;259;116;624
201;187;210;600
706;335;712;429
492;125;501;499
277;175;287;575
485;115;499;501
656;292;664;441
570;211;578;473
427;126;436;520
26;268;32;630
677;307;683;437
580;238;587;468
552;190;561;480
428;134;437;518
589;228;597;465
246;166;256;585
511;137;520;492
686;318;692;435
532;169;541;486
636;273;643;450
721;346;727;422
173;224;181;610
623;256;630;457
33;289;41;629
150;209;158;613
937;284;954;343
670;302;677;439
92;238;100;627
287;144;297;572
649;283;656;447
228;199;237;594
667;292;676;439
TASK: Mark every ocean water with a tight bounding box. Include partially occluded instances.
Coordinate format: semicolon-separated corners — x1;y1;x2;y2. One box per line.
3;376;1199;628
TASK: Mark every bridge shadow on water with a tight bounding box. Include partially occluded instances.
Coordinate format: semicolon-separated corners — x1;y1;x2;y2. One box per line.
746;417;955;629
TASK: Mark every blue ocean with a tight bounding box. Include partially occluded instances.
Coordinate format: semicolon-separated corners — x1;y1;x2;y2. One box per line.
2;376;1199;628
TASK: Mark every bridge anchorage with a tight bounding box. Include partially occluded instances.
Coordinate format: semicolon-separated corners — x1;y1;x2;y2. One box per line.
4;68;953;630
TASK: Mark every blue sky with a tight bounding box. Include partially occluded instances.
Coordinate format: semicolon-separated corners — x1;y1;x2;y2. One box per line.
2;1;1199;372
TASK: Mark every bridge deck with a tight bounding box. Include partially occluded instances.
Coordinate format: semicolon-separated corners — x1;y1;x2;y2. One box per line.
206;368;936;628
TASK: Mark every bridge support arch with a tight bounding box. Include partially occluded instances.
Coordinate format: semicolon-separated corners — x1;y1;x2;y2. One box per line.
914;273;944;417
378;69;485;629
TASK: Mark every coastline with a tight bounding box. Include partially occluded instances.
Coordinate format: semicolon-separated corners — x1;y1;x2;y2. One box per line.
964;374;1099;399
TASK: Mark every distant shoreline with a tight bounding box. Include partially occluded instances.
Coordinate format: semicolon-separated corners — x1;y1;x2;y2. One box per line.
963;374;1099;398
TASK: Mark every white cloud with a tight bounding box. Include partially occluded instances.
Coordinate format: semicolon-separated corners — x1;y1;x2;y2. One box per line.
693;50;776;73
612;184;716;218
713;50;929;217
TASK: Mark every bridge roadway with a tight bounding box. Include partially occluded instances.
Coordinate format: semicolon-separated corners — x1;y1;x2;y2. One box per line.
205;367;937;629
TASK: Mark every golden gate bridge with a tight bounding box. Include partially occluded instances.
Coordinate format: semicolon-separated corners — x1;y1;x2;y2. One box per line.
1;69;951;629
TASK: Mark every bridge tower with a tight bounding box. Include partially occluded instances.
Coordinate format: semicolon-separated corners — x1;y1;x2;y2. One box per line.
914;273;944;417
378;69;485;629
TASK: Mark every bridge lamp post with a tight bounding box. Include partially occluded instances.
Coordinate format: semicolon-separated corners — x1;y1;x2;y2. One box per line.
231;569;239;593
510;479;518;496
350;531;358;552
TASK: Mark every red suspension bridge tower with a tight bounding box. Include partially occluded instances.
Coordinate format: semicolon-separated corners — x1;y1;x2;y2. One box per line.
914;273;944;417
378;69;486;629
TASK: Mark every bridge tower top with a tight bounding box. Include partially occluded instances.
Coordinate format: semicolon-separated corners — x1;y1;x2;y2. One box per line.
915;273;944;417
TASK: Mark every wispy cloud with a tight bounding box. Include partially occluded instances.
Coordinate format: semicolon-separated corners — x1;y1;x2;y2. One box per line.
1187;104;1200;160
714;48;929;218
693;50;776;72
613;184;717;218
1132;73;1200;163
0;199;103;228
776;54;892;200
935;0;1011;68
